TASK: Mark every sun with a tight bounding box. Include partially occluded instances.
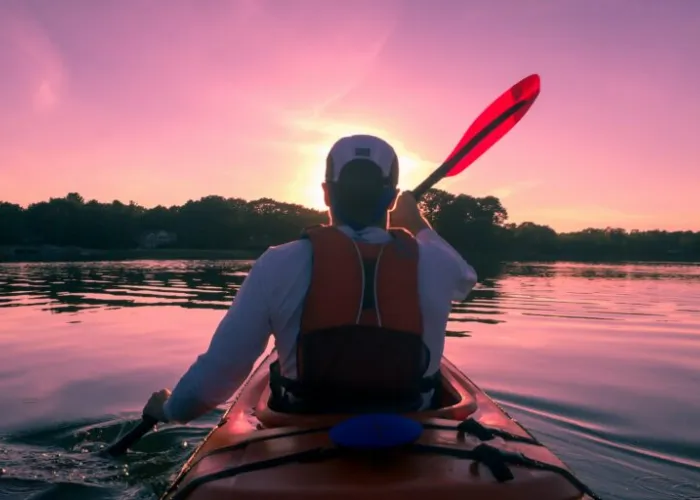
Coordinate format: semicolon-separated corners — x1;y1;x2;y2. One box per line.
301;170;328;212
289;120;431;210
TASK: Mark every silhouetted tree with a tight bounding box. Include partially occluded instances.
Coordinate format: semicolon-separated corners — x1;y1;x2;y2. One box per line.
0;202;27;245
1;189;698;264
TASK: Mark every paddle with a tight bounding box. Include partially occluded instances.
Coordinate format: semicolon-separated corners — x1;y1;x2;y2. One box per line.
411;73;541;200
105;73;541;458
105;414;158;457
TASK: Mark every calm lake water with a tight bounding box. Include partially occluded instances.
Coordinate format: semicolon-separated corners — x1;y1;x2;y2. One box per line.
0;260;699;499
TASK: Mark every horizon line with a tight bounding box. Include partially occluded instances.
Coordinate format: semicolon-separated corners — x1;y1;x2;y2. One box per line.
2;191;699;236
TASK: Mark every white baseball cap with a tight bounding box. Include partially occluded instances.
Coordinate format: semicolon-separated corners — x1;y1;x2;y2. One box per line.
325;134;399;186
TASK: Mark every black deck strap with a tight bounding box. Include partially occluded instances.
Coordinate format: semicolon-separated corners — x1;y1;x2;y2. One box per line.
166;439;603;500
502;449;603;500
169;447;341;500
412;443;603;500
162;426;331;499
411;443;514;482
422;418;540;446
168;445;508;500
456;417;542;445
196;426;332;462
471;443;514;482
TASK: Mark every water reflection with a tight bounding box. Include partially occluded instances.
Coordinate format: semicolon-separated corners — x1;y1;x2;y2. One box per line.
2;260;699;322
1;260;699;500
0;261;253;314
504;261;700;280
0;261;512;342
3;260;699;341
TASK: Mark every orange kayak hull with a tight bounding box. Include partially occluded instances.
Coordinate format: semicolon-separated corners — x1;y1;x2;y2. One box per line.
161;352;595;500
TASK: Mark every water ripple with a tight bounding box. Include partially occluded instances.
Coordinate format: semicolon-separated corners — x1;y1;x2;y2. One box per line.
0;261;250;313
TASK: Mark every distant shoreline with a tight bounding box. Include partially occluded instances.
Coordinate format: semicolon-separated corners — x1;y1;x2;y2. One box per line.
0;246;263;264
3;191;699;266
1;245;698;266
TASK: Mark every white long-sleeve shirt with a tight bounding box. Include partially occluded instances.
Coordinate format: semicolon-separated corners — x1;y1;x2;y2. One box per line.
163;225;478;423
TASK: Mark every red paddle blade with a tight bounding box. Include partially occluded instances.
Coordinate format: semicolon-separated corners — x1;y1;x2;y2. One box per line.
444;74;541;177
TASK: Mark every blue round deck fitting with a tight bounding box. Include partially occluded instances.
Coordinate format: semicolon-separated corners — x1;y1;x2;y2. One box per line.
329;414;423;450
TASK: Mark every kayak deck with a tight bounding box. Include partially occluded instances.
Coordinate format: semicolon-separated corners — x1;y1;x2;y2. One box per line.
161;352;598;500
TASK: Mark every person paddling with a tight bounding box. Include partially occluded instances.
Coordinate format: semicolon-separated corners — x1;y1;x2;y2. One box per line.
143;134;478;422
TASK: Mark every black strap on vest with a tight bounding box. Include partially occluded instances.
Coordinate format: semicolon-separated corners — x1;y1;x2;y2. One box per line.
301;227;379;312
361;256;378;311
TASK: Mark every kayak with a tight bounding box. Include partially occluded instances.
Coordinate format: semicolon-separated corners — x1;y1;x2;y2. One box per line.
160;351;600;500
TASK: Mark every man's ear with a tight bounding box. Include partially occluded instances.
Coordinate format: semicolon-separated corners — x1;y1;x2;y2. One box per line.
387;187;399;211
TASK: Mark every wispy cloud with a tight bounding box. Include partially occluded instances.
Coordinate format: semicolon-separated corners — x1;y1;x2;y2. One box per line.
0;3;65;113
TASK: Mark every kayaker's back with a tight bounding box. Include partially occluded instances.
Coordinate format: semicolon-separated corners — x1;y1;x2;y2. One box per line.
259;224;477;382
159;212;477;424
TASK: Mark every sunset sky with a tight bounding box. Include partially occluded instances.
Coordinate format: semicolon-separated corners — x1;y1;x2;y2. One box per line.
1;0;698;232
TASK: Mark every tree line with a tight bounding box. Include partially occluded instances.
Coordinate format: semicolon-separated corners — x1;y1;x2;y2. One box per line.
1;190;698;263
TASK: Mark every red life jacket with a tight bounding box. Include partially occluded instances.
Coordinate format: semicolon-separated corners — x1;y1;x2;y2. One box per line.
269;225;438;414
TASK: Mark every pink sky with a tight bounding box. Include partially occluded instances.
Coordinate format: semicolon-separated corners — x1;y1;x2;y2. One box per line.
1;0;698;232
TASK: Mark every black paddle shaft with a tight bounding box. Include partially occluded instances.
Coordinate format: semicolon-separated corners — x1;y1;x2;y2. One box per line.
105;415;159;457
